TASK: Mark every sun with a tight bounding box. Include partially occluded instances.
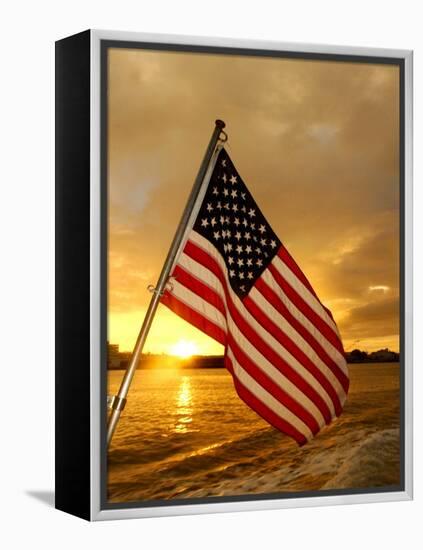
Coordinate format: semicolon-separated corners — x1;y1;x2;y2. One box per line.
169;340;198;359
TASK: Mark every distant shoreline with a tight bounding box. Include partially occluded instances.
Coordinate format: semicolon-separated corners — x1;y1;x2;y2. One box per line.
107;349;400;371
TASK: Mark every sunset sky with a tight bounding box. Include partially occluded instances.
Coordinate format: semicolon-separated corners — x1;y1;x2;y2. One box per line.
107;47;400;355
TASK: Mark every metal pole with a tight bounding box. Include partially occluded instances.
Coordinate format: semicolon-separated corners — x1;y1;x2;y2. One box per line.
107;120;226;446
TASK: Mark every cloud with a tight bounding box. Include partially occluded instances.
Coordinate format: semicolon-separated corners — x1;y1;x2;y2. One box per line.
106;47;400;352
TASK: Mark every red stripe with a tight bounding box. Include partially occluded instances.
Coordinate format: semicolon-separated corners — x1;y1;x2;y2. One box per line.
243;294;343;416
172;264;226;316
227;335;321;434
225;356;308;446
255;277;349;394
268;262;345;355
277;245;320;300
161;291;227;346
182;240;333;424
278;246;337;322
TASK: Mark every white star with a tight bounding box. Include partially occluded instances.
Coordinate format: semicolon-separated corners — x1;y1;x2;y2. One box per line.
239;285;246;292
217;201;222;210
210;217;217;227
230;175;237;185
222;230;227;239
231;189;237;199
222;159;227;167
256;258;263;267
225;216;230;224
260;238;267;247
223;244;228;252
237;258;244;267
222;173;227;183
242;218;248;227
227;243;233;252
234;217;240;226
212;187;218;195
235;231;242;240
229;269;235;278
228;256;234;265
259;224;266;234
206;203;213;212
201;218;209;228
232;204;238;212
226;230;232;239
245;245;252;254
248;208;256;218
241;205;247;213
255;247;262;254
239;272;245;279
241;192;246;200
220;215;225;224
247;272;254;280
250;223;256;230
270;240;277;249
246;258;253;266
213;231;220;240
224;202;230;210
244;232;251;241
236;245;243;254
223;188;229;197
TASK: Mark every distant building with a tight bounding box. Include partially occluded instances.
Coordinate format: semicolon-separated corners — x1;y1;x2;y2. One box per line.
107;342;121;369
368;348;399;362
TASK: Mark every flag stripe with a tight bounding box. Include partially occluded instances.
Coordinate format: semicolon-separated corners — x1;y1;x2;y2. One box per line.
170;259;329;426
277;245;335;322
161;291;227;346
228;334;322;433
172;264;227;316
272;253;340;337
269;260;345;355
225;353;311;445
180;237;335;422
255;276;349;388
243;294;344;416
249;283;347;397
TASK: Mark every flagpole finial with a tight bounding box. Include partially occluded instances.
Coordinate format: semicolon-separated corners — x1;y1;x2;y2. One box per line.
215;119;226;129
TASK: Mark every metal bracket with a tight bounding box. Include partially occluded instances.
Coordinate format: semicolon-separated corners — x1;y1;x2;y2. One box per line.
147;284;165;296
147;277;175;296
107;395;127;412
218;129;228;143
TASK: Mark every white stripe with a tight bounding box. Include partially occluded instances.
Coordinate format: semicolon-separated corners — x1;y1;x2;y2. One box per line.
169;278;227;333
226;311;327;427
249;286;347;401
177;235;337;417
227;347;313;441
261;268;347;375
272;254;341;337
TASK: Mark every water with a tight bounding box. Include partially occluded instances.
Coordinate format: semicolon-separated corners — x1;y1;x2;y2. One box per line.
107;363;400;503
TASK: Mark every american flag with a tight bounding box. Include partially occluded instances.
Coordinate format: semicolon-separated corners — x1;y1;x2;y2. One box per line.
161;147;349;445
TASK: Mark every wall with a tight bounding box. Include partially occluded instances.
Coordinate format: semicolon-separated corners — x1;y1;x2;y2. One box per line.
0;1;421;548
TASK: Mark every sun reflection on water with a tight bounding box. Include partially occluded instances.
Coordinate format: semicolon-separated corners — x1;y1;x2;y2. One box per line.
175;376;193;433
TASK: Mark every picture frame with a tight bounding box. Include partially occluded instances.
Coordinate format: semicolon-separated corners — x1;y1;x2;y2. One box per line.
55;29;413;521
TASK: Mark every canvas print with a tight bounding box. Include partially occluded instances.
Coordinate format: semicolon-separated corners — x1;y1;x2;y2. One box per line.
105;45;401;505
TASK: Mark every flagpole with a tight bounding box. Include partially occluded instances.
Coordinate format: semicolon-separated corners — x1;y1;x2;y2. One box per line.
107;119;227;446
